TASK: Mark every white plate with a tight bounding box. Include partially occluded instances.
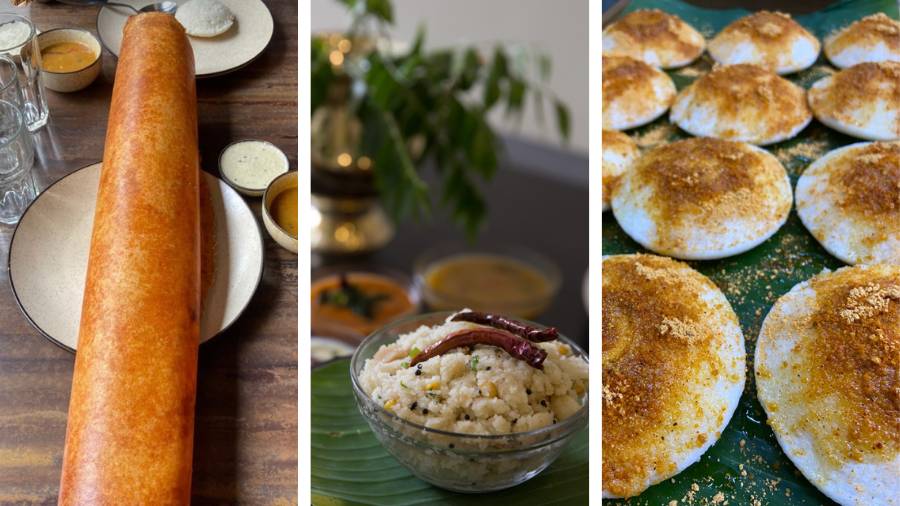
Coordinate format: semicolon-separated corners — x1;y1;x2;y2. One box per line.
96;0;274;78
8;163;264;352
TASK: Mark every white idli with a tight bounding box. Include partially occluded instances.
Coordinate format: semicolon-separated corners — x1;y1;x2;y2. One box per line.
756;264;900;506
796;141;900;265
602;9;705;69
670;64;812;145
602;55;676;131
708;11;820;75
611;137;792;260
808;61;900;141
602;254;745;498
825;13;900;69
175;0;235;38
602;130;639;211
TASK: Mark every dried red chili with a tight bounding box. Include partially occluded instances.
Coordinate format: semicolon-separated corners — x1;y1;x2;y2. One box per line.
450;311;559;342
408;328;548;370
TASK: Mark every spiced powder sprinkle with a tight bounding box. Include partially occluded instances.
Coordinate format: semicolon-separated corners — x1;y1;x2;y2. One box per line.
683;64;811;141
827;12;900;55
602;254;737;497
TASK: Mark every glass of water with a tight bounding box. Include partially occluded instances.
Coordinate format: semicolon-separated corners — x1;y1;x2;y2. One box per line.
0;14;48;131
0;98;35;224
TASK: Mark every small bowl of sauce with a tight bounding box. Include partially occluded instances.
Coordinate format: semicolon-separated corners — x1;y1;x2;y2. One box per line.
415;243;561;319
262;170;298;253
311;269;419;341
34;28;101;92
220;140;290;197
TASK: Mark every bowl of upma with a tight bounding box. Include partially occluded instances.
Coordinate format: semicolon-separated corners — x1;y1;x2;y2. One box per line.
350;311;589;492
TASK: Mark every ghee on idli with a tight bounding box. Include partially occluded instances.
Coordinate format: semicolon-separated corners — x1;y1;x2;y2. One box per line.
708;11;820;75
602;9;705;69
796;141;900;265
756;264;900;506
670;64;812;145
611;137;792;260
825;13;900;69
602;55;676;130
808;61;900;141
176;0;235;38
602;130;639;211
602;253;745;498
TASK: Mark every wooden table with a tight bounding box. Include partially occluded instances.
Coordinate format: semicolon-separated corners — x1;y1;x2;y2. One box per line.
0;2;298;504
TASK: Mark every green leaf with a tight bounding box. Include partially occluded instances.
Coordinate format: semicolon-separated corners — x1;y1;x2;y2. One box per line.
338;0;394;23
311;359;588;505
538;53;552;81
532;89;545;124
454;48;482;91
468;119;499;179
483;48;508;109
370;108;430;221
469;355;479;372
408;25;426;57
441;163;487;239
506;78;526;116
553;99;570;141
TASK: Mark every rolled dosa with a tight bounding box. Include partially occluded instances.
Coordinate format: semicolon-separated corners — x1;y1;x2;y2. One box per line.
59;14;200;505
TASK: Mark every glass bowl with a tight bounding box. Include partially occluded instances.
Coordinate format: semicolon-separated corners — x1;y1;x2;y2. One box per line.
349;312;588;493
413;243;562;320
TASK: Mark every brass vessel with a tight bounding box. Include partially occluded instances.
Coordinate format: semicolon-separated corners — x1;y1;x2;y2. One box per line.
311;33;394;255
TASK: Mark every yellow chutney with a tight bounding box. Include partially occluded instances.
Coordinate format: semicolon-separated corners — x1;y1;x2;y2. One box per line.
423;254;555;319
270;184;298;238
41;42;96;73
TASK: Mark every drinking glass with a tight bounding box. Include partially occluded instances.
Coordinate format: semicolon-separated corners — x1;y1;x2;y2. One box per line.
0;99;35;224
0;54;24;106
0;14;48;131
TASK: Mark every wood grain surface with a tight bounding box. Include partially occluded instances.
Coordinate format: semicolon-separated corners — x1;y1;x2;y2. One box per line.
0;2;298;504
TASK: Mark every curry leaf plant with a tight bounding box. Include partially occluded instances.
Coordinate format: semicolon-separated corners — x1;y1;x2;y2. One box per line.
311;0;570;237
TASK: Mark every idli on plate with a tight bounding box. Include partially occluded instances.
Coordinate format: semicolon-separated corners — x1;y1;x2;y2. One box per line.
602;55;677;131
796;141;900;265
175;0;235;38
601;130;639;211
708;11;819;74
670;64;812;145
602;253;745;499
602;9;705;69
756;264;900;506
825;12;900;69
611;137;792;260
808;61;900;141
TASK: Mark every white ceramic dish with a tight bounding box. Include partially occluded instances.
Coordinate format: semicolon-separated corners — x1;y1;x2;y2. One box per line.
7;162;264;352
96;0;273;78
34;28;102;92
219;139;290;197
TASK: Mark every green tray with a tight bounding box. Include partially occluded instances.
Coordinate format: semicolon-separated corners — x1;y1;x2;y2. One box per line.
311;359;589;505
603;0;899;504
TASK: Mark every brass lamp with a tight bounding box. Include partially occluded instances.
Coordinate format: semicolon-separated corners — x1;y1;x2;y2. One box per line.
311;33;394;255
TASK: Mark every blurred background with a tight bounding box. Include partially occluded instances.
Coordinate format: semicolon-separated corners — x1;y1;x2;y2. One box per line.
313;0;588;153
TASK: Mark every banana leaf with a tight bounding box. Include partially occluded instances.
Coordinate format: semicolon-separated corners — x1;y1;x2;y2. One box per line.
603;0;899;504
311;359;589;505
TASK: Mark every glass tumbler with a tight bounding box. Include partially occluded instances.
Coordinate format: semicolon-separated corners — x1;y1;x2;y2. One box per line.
0;14;48;131
0;54;24;107
0;99;35;224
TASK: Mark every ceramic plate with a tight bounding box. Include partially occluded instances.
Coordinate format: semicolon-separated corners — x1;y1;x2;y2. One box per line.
8;163;264;352
96;0;273;78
